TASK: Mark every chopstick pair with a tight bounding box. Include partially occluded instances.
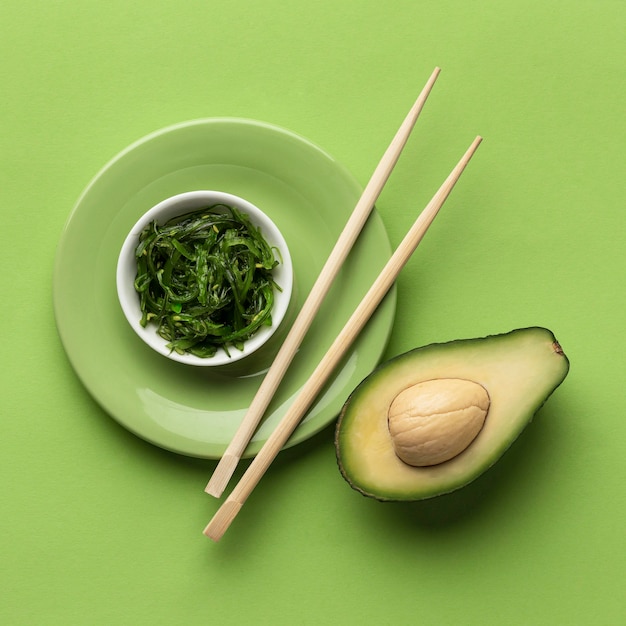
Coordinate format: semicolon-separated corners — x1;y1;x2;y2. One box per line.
203;67;482;541
206;67;441;499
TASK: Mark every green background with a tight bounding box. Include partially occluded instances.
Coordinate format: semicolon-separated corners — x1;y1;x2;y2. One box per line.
2;1;624;624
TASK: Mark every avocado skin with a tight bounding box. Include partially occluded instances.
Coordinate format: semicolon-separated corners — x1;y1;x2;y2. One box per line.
335;327;570;502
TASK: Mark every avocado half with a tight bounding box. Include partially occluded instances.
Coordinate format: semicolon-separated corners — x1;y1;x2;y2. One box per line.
335;327;569;501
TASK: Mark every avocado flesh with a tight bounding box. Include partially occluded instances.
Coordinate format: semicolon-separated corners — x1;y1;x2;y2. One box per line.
335;327;569;501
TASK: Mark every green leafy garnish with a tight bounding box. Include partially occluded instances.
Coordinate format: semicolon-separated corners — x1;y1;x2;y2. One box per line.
133;204;281;358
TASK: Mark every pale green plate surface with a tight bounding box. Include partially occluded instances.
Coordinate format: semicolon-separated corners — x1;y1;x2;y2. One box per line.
53;118;395;459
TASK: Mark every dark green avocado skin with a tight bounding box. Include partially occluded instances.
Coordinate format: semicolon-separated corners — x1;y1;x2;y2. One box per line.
335;327;570;502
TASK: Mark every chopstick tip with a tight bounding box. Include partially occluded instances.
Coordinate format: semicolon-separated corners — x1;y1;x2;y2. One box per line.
203;500;243;542
205;453;240;498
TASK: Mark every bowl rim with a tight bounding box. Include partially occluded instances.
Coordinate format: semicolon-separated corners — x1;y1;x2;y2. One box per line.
116;189;293;367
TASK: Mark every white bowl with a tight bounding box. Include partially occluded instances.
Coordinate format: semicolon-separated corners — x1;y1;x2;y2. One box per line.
116;190;293;367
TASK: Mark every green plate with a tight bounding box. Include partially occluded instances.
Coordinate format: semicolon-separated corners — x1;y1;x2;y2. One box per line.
53;118;396;459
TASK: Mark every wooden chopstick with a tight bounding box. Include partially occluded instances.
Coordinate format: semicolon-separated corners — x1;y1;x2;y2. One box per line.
203;135;483;541
205;67;441;498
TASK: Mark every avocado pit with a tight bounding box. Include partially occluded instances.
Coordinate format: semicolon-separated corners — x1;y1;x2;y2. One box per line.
387;378;490;467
